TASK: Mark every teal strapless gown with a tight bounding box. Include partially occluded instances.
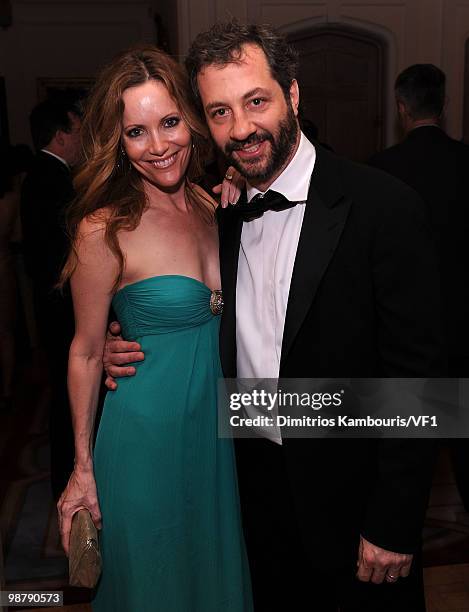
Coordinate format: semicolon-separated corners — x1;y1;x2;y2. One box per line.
92;275;253;612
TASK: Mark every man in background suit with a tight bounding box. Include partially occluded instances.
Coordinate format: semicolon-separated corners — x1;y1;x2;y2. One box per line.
370;64;469;375
104;23;444;611
21;99;81;499
370;64;469;512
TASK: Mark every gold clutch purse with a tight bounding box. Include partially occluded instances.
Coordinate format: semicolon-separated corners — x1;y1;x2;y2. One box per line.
69;509;102;588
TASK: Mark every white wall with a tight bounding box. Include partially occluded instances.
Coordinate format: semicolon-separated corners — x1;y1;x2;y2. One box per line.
176;0;469;142
0;0;158;145
2;0;468;144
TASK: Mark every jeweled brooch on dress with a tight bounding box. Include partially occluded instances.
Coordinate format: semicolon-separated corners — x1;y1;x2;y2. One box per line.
210;290;224;315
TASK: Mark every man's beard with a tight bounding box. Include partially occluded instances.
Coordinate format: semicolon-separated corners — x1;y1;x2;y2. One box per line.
222;104;299;182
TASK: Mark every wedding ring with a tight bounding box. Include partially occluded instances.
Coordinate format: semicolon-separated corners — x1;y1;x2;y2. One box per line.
225;172;234;180
386;574;398;582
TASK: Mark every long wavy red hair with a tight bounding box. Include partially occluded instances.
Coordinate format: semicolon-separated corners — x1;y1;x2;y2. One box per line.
60;45;212;291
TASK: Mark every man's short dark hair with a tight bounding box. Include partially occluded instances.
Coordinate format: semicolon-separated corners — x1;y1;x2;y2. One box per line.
29;99;79;151
185;19;299;108
395;64;445;120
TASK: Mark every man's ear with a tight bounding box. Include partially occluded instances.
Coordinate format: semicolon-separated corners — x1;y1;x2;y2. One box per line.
396;99;409;120
441;96;449;119
55;130;65;147
289;79;300;116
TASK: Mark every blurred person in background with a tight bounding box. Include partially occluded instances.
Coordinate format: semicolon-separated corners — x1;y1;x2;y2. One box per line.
0;144;33;411
370;64;469;512
0;146;18;412
20;99;81;498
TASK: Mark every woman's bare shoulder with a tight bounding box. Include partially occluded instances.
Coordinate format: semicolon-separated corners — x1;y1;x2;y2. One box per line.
74;207;119;276
77;206;114;239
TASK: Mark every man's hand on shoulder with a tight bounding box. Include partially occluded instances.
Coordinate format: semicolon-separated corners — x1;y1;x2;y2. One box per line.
356;535;413;584
103;321;145;390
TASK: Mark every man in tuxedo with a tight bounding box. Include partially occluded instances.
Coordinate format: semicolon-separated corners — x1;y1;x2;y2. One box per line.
21;99;81;499
369;64;469;376
104;23;443;611
369;64;469;512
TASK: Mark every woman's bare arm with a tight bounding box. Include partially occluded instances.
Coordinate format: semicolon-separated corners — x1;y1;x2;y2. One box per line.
57;215;118;554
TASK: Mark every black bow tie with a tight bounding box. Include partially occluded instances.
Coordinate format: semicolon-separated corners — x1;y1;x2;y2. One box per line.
234;190;299;222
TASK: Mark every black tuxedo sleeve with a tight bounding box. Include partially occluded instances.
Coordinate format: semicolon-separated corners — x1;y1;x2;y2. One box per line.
360;186;445;553
20;165;73;289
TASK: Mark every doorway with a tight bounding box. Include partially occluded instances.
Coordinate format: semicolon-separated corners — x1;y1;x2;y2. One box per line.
289;26;385;162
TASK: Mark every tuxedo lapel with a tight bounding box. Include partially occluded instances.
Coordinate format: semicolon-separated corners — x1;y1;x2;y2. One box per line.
218;204;243;377
280;147;352;369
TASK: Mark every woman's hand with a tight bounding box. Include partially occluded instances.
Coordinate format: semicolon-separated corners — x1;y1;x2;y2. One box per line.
57;465;102;556
212;166;245;207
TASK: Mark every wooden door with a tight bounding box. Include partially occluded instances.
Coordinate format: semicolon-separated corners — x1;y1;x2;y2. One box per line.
289;27;384;162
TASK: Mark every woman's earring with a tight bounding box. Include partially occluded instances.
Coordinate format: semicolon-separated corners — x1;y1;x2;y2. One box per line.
116;146;128;171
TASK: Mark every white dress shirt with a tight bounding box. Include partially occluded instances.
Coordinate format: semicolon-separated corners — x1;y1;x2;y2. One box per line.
236;132;316;381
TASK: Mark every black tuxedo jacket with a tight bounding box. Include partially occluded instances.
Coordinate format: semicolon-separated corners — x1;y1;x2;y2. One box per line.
217;145;445;567
21;151;74;292
20;150;75;351
369;126;469;365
